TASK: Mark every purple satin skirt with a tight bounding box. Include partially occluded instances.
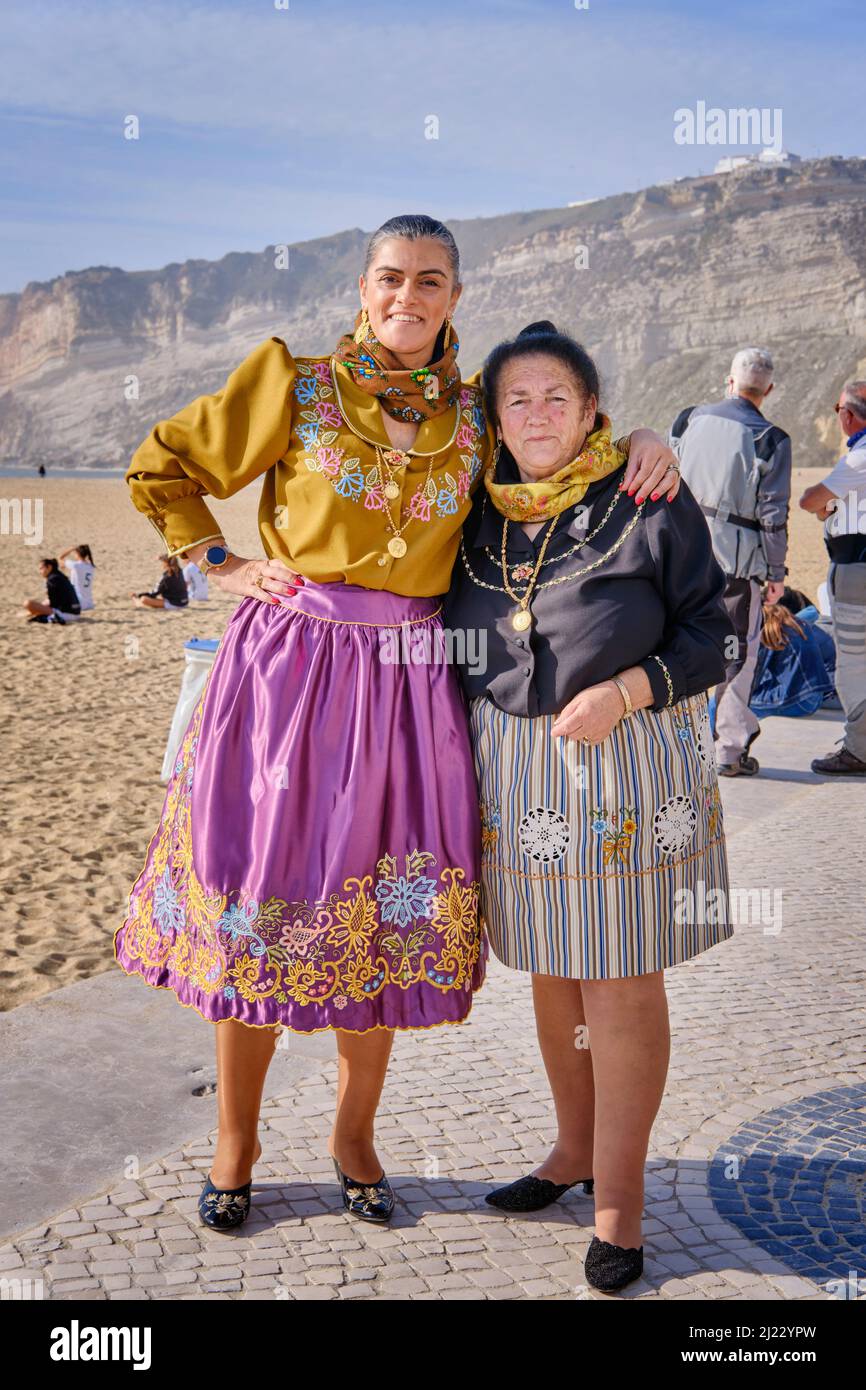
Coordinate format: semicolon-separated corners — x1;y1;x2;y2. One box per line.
114;581;486;1032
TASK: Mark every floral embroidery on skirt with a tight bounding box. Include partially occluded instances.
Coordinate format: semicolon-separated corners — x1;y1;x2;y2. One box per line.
115;583;486;1032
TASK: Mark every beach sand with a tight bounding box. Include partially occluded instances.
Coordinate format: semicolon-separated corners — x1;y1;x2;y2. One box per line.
1;469;832;1014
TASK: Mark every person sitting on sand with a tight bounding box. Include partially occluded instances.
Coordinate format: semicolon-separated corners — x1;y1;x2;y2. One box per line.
750;587;838;720
130;555;190;609
178;551;209;601
58;544;96;611
23;558;82;624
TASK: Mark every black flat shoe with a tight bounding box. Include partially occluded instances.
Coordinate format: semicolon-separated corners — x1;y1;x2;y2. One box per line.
584;1234;644;1291
197;1171;252;1231
485;1173;594;1212
332;1155;395;1223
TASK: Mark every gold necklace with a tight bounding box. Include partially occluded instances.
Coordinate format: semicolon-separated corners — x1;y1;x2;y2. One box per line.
500;514;560;630
375;447;405;501
483;489;624;575
461;500;646;607
374;444;437;558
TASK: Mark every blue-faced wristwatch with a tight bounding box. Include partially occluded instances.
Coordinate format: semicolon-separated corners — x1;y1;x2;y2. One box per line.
199;543;230;575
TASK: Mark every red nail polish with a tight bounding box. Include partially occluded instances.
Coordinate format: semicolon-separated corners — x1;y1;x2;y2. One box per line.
650;491;659;501
285;588;296;596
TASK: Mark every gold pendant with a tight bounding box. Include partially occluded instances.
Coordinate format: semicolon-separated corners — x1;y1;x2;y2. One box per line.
387;536;408;558
383;481;400;500
512;609;532;631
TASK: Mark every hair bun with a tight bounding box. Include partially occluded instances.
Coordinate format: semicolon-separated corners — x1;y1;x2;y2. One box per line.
517;320;558;339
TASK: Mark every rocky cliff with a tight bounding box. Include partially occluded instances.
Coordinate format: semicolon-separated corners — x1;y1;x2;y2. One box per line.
2;156;865;470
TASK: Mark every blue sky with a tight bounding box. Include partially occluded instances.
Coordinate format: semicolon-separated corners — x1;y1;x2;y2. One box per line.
1;0;862;293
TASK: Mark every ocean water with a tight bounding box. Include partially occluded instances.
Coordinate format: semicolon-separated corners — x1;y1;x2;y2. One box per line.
0;466;126;479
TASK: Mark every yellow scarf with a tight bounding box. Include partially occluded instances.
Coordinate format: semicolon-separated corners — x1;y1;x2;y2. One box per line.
483;414;627;520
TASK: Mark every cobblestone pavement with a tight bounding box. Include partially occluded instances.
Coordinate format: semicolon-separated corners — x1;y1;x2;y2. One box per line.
3;750;865;1301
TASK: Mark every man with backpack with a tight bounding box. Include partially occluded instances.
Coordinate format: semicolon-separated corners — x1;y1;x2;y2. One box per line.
671;348;792;776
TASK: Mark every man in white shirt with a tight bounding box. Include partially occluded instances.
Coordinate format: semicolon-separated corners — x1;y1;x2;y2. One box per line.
799;380;866;775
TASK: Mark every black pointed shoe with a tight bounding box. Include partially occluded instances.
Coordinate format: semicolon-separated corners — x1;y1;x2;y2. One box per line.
485;1173;594;1212
584;1234;644;1291
197;1171;252;1231
332;1155;395;1223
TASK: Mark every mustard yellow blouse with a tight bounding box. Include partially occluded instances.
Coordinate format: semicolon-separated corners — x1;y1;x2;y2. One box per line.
125;336;496;597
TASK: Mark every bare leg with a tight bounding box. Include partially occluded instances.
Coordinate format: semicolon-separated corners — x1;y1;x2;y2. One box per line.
580;971;670;1249
23;599;52;616
133;595;165;609
530;974;595;1183
209;1019;280;1187
328;1027;395;1183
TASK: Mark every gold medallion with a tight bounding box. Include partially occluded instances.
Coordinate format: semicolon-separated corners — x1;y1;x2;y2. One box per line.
383;481;400;500
387;536;408;558
512;609;532;631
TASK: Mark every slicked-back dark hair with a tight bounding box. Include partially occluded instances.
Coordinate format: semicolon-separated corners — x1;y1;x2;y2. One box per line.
364;214;461;284
481;320;600;423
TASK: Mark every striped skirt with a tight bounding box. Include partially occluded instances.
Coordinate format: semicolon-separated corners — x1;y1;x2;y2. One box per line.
468;690;733;979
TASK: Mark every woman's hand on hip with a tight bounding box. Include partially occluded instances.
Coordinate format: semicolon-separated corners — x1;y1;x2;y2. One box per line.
551;682;624;744
211;555;305;603
620;428;681;503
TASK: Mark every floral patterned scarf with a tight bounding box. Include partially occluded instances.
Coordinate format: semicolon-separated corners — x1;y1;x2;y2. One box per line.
484;414;627;521
334;310;462;424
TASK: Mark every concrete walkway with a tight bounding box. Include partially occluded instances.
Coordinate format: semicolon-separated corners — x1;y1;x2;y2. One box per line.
2;709;864;1301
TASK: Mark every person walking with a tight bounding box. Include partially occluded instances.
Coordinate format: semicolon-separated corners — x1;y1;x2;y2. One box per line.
799;380;866;775
671;348;791;777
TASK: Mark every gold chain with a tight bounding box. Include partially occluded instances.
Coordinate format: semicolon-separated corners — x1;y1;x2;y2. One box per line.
374;445;437;559
460;500;647;618
499;514;560;630
483;488;624;574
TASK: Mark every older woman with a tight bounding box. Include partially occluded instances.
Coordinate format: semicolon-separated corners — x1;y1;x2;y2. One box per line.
444;322;735;1292
114;220;679;1235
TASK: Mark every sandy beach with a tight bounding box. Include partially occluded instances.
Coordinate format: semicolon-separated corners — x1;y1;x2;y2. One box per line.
1;468;833;1014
